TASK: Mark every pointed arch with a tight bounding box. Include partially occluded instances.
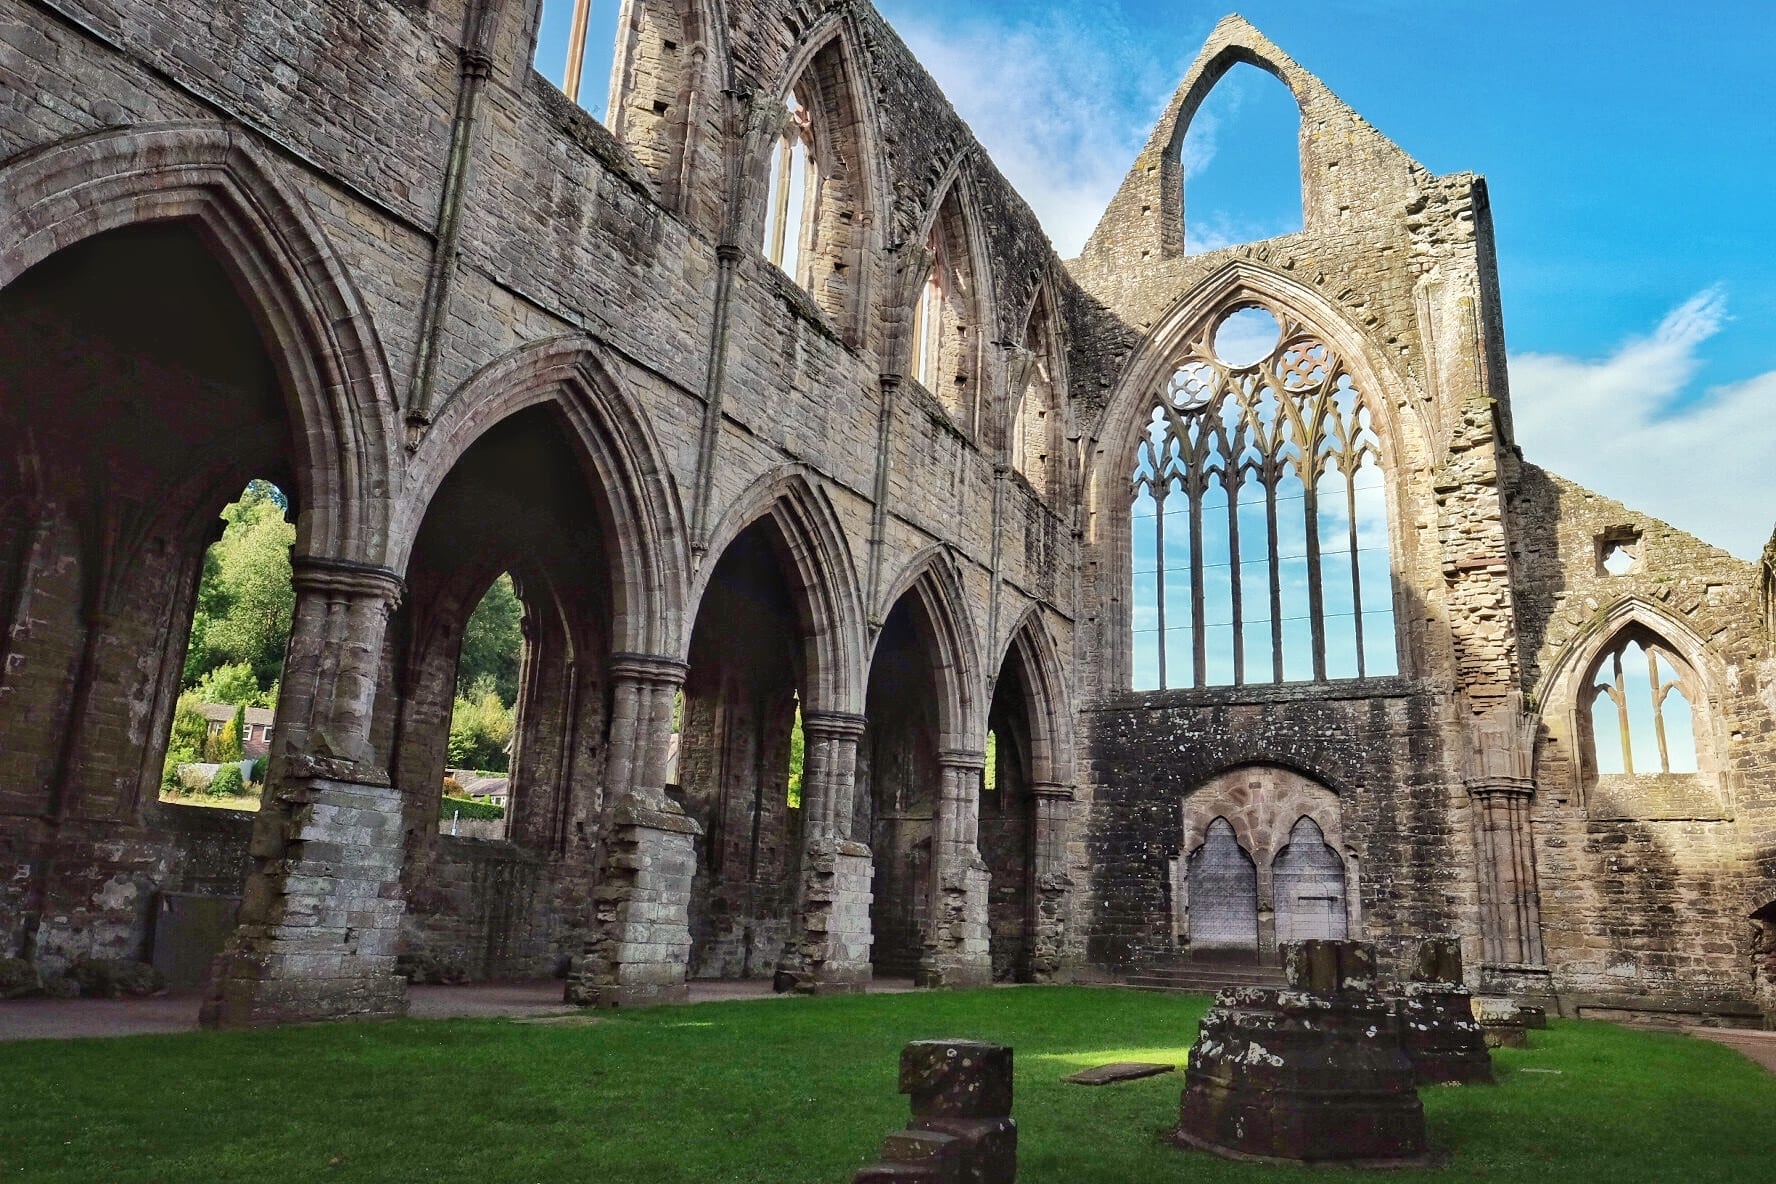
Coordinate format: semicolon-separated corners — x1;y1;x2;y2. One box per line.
993;603;1076;788
1091;259;1417;694
0;122;401;567
874;546;985;746
397;335;689;657
752;14;884;344
689;465;867;716
1007;280;1074;505
887;166;996;437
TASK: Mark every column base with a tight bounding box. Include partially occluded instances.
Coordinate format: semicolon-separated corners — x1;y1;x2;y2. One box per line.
919;858;992;989
201;772;409;1028
782;839;875;995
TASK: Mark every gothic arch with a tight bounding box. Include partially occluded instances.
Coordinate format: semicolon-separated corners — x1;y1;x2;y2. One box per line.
0;122;401;568
993;604;1075;788
874;547;985;746
885;165;997;436
1088;260;1419;693
1005;280;1075;505
397;335;689;658
689;466;867;716
749;14;885;343
1535;596;1730;815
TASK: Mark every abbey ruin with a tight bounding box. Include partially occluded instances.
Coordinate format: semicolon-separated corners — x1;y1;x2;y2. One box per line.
1;0;1773;1029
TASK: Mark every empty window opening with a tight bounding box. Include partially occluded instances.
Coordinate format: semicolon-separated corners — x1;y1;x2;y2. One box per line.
161;479;294;812
535;0;623;122
1587;635;1700;777
441;572;525;837
1182;63;1304;254
762;93;814;285
909;231;945;392
1132;302;1396;690
1011;299;1063;499
1597;528;1642;577
905;193;981;428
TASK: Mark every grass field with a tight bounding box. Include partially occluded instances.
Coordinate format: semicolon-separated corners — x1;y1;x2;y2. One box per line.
0;986;1769;1183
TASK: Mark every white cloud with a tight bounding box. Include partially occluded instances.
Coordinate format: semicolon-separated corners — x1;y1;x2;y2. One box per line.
888;3;1172;257
1509;289;1776;560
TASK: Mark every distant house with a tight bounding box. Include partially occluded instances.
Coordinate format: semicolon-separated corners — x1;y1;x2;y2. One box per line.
199;703;275;759
447;770;510;808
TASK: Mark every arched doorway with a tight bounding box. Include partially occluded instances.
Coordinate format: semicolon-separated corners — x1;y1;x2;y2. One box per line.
1186;818;1259;951
1273;816;1348;944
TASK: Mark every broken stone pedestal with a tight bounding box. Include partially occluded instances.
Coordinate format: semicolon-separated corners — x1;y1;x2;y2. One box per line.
1472;995;1530;1048
852;1040;1016;1184
1394;938;1493;1085
1176;940;1429;1168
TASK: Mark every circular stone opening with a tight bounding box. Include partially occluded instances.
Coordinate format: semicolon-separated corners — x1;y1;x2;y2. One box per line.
1212;306;1282;368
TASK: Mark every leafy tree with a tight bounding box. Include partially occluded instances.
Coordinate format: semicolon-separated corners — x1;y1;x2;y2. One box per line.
213;712;242;763
457;573;524;709
447;686;514;772
189;481;295;694
168;692;210;761
787;707;804;809
209;764;245;799
984;729;998;793
195;661;262;708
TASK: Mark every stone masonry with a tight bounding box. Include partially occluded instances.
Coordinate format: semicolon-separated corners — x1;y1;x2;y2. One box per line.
0;2;1770;1026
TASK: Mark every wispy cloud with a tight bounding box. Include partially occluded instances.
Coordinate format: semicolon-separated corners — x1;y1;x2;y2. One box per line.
888;2;1173;256
1509;289;1776;560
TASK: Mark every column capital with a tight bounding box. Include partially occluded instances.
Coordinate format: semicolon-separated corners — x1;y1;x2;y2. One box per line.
801;710;868;742
291;556;405;606
1465;775;1536;799
608;652;690;686
1030;781;1076;801
938;748;987;772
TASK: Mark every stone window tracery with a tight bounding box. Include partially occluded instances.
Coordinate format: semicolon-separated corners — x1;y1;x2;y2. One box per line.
1130;302;1396;690
1585;633;1699;778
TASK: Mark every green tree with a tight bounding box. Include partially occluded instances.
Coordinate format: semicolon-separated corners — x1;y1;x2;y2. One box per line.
447;685;515;772
195;661;262;708
168;692;210;760
457;573;524;709
213;711;242;763
787;707;804;809
191;481;295;694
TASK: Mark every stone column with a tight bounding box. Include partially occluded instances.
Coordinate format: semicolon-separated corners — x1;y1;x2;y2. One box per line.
1463;698;1551;999
567;653;701;1008
1029;781;1074;981
920;748;992;988
202;559;408;1028
781;710;873;993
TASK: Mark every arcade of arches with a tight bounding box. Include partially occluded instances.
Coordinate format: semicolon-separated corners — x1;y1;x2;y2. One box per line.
1;3;1773;1029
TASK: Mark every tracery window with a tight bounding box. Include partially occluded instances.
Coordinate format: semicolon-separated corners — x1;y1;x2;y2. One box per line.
1130;303;1396;690
762;93;814;284
1586;633;1699;777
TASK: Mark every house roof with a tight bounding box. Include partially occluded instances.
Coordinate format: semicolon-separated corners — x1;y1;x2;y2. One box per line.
199;703;275;727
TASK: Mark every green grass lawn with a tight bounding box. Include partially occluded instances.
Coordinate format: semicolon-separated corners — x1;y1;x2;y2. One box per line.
1;986;1769;1183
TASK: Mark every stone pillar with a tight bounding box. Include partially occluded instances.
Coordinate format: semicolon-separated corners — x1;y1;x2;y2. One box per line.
1463;697;1551;999
920;749;991;988
567;653;701;1008
1029;781;1074;981
853;1040;1017;1184
202;560;408;1028
781;710;873;994
1393;937;1493;1085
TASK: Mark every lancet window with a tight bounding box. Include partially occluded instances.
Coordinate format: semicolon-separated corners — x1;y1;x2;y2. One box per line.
762;93;814;284
1130;303;1396;690
1586;633;1699;777
908;225;946;392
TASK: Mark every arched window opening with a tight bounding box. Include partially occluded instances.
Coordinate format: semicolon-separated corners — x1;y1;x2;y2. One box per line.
1131;302;1396;690
1186;818;1259;951
1586;634;1700;778
906;192;983;429
1181;63;1304;254
441;572;525;839
1272;816;1348;945
535;0;623;122
161;479;294;813
762;92;814;285
1011;299;1063;500
983;651;1039;983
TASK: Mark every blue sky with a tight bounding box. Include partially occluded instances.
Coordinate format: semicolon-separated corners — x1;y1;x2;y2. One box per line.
866;0;1776;559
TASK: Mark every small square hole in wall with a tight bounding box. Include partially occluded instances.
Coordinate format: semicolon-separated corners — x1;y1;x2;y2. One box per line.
1597;527;1642;577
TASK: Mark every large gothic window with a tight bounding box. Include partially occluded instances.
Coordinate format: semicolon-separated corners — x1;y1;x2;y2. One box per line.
1131;303;1396;690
